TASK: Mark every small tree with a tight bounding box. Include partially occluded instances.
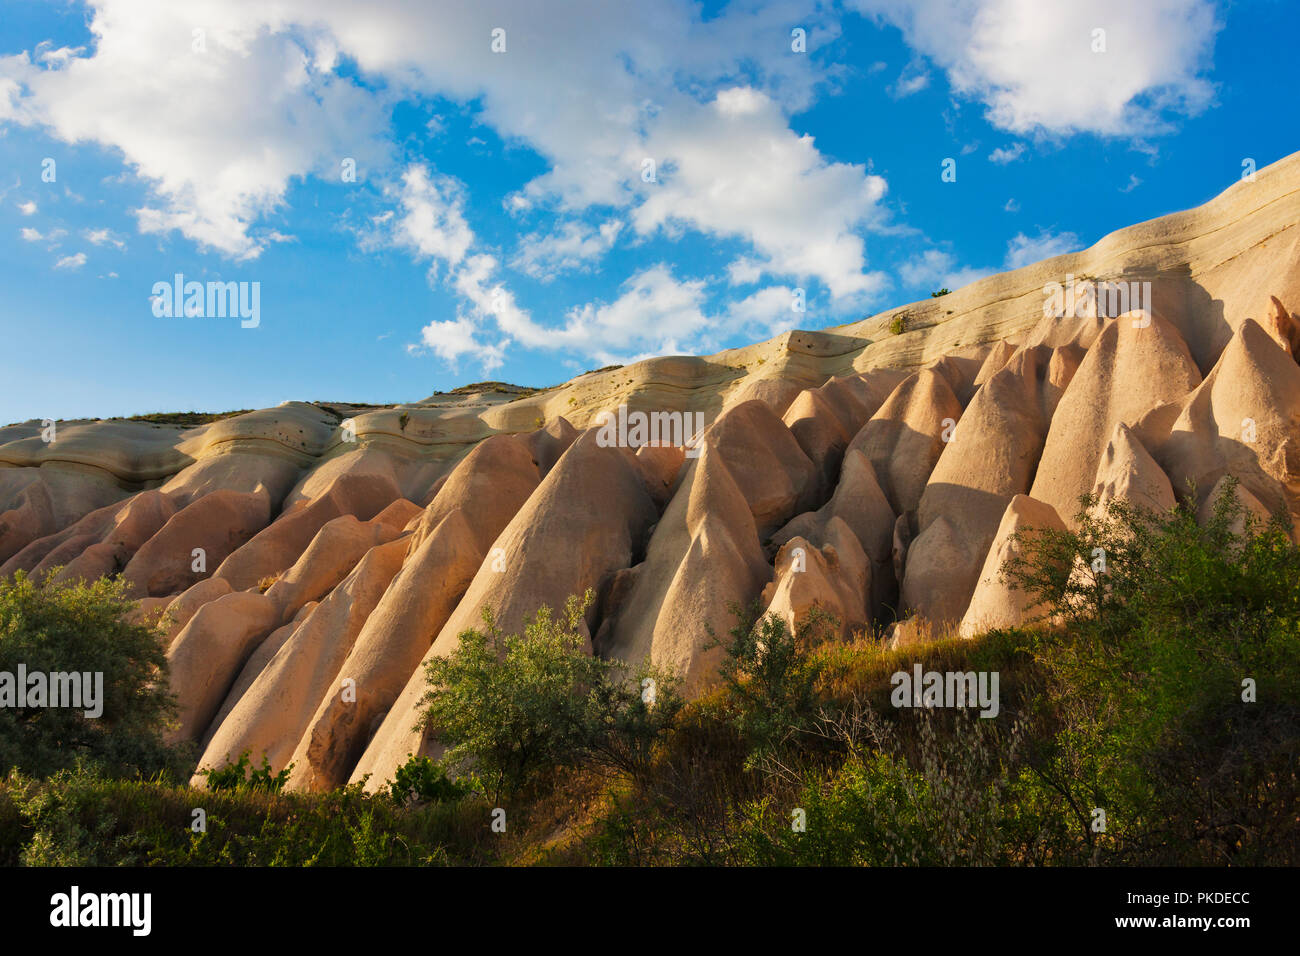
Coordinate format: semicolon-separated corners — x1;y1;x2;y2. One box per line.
0;572;178;779
418;591;681;801
714;605;839;766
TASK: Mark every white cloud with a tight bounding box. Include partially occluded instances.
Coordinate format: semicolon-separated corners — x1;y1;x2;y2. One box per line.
554;265;712;362
20;226;64;244
988;143;1025;164
411;258;729;368
452;252;549;350
512;219;622;279
889;61;930;98
0;1;1010;368
726;257;764;286
54;252;86;270
413;315;505;372
899;228;1083;294
0;0;875;302
1004;198;1020;212
391;165;474;270
35;43;85;69
0;4;392;258
850;0;1220;137
729;285;803;337
82;227;125;249
367;161;522;367
899;249;953;288
898;248;992;292
634;86;889;303
17;200;36;215
1005;229;1081;269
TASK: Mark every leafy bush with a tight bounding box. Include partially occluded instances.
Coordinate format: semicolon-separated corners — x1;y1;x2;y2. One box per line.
389;755;469;806
590;488;1299;866
713;605;839;767
735;708;1046;866
196;752;292;794
418;591;682;801
999;485;1300;862
930;288;951;297
0;572;180;780
2;767;482;866
888;315;906;335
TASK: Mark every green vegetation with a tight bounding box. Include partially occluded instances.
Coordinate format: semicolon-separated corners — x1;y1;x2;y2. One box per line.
589;486;1297;864
628;486;1295;865
889;315;906;335
712;605;837;768
991;485;1300;862
388;755;469;807
113;410;253;427
432;381;543;398
0;485;1294;866
0;770;482;866
418;592;682;801
0;572;180;781
930;288;951;297
196;752;292;794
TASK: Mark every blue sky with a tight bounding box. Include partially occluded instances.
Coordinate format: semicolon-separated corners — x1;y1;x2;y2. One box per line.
0;0;1295;423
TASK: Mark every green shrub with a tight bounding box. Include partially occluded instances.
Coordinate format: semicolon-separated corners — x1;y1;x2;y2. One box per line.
389;755;469;806
888;315;906;335
196;752;292;794
3;767;479;866
0;572;180;780
999;484;1300;862
930;288;951;297
713;605;838;767
418;591;682;801
0;779;23;867
731;700;1066;866
593;487;1299;866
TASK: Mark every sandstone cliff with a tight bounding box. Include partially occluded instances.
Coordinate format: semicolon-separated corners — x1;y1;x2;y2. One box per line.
4;151;1299;792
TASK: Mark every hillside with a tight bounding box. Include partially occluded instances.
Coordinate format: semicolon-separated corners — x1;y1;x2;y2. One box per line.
2;150;1299;794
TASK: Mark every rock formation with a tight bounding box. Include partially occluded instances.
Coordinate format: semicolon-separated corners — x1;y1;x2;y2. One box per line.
5;150;1300;792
